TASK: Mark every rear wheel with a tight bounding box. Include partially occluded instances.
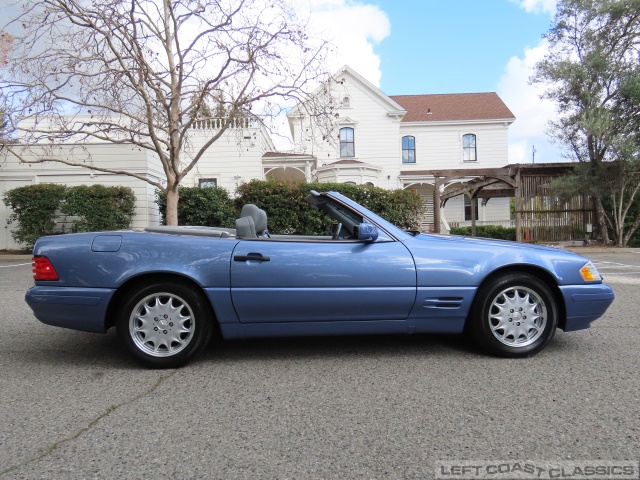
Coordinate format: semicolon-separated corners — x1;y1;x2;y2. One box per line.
116;281;213;368
469;273;558;357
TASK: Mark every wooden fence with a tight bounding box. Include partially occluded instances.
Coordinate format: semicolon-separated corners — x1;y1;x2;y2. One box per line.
516;174;594;243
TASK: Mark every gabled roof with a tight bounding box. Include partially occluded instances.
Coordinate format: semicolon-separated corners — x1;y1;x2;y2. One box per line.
390;92;515;123
287;65;406;123
335;65;406;113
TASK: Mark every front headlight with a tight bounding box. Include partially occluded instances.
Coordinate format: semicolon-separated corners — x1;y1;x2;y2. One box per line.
579;261;601;282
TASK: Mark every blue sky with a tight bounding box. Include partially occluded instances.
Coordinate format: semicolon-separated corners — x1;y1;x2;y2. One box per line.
307;0;561;164
371;1;552;95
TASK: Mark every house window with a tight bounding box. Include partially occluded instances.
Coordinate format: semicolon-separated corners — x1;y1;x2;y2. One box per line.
402;136;416;163
339;127;355;158
464;195;479;221
341;96;351;108
199;178;218;188
463;134;477;162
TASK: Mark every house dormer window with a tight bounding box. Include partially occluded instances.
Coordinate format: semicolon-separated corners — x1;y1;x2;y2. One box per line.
339;127;355;157
402;136;415;163
341;96;351;108
463;134;477;162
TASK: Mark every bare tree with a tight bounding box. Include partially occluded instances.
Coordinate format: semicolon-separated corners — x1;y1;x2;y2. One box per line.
0;30;13;66
1;0;334;225
0;30;14;138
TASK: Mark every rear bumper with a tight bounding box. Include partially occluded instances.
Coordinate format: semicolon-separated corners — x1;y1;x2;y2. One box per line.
559;283;615;332
25;286;115;333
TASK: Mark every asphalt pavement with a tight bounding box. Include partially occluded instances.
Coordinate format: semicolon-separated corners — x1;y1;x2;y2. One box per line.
0;250;639;480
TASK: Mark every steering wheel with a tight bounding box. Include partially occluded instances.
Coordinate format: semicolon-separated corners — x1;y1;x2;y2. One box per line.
332;222;342;240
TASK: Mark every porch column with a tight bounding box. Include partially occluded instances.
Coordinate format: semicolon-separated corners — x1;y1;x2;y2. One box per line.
471;196;477;237
515;167;522;242
433;177;442;233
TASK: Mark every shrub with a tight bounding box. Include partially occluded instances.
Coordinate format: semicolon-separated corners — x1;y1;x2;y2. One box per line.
449;225;517;241
155;181;423;234
62;185;136;233
2;184;67;248
156;185;236;228
236;181;424;234
2;183;137;249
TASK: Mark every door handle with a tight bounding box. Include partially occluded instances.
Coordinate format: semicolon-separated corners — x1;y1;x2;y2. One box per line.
234;253;270;262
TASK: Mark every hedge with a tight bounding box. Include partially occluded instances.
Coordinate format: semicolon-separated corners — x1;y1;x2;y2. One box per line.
2;184;136;249
156;185;236;228
449;225;517;241
62;185;136;233
156;181;424;234
235;181;424;234
2;184;67;248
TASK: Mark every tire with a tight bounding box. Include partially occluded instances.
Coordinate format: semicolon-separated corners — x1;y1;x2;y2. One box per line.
116;281;214;368
469;273;558;358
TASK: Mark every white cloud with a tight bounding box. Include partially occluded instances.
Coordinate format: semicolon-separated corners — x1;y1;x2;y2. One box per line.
301;0;391;87
268;0;390;150
508;0;556;15
497;40;565;163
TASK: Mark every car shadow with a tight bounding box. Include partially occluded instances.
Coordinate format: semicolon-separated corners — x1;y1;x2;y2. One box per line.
19;328;573;369
199;332;483;364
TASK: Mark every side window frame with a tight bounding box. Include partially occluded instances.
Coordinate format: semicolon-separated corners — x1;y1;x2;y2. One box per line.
339;127;355;158
462;133;477;162
402;135;416;163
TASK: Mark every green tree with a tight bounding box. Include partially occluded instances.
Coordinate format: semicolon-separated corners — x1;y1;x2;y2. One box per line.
532;0;640;246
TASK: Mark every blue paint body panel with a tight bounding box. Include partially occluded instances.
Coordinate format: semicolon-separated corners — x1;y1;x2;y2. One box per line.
24;191;615;344
230;239;416;323
559;284;615;331
25;286;115;333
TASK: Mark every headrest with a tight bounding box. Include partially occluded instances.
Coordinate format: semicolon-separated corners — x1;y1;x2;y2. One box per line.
241;204;268;234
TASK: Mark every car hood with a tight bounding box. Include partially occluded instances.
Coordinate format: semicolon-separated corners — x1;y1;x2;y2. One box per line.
414;233;584;257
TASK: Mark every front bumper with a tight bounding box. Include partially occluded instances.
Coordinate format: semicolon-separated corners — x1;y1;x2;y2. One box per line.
558;283;615;332
25;286;116;333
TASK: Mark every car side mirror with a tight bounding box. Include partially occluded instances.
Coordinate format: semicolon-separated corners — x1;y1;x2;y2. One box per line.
357;222;378;242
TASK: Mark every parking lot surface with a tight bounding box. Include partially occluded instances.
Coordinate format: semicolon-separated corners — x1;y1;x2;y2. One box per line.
1;250;639;479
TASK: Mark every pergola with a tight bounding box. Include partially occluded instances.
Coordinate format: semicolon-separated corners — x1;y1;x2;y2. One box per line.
423;163;579;242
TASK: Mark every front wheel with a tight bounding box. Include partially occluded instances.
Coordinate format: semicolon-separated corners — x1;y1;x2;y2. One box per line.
469;273;558;357
117;281;213;368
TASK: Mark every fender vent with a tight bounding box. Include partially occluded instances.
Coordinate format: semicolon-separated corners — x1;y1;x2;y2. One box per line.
423;297;464;309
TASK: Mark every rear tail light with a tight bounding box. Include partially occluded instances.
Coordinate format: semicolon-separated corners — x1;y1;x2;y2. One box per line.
33;256;59;281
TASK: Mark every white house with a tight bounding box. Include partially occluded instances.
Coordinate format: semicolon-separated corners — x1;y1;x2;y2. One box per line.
1;65;516;249
287;65;516;231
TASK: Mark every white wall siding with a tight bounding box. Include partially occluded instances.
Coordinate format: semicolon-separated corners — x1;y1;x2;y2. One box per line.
441;195;510;225
399;122;510;171
182;127;264;193
294;72;402;187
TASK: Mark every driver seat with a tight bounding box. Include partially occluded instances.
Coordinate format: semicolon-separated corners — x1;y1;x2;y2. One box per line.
235;204;270;238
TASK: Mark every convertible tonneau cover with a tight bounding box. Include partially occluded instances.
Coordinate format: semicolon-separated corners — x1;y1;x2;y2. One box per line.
145;226;236;238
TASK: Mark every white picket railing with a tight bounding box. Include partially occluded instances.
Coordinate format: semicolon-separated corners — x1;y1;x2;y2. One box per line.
191;117;259;130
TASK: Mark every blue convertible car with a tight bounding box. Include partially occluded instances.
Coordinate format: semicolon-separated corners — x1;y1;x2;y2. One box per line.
26;190;614;368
